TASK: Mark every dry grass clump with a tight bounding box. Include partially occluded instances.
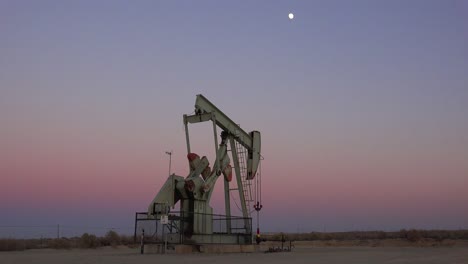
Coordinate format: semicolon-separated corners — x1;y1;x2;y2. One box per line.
79;233;100;248
0;239;25;251
98;231;135;247
263;229;468;244
0;238;48;251
49;238;72;249
104;230;120;247
0;231;138;251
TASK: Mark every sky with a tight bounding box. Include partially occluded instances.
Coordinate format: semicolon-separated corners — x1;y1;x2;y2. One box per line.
1;0;467;237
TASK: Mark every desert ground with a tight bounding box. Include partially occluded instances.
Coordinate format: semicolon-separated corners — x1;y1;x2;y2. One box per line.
2;244;468;264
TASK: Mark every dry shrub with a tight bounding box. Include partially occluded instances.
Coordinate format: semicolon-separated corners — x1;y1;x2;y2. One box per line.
0;232;138;251
377;231;387;240
0;239;24;251
49;238;72;249
264;229;468;243
104;230;121;247
79;233;100;248
0;238;47;251
120;234;137;246
401;229;422;242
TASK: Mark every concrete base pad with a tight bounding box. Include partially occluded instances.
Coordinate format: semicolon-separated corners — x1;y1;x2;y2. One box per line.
144;244;259;254
198;244;257;253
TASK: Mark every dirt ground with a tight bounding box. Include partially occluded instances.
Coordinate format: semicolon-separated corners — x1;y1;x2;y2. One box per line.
1;244;468;264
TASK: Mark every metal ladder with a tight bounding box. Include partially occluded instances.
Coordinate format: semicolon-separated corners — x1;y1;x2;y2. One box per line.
235;140;253;213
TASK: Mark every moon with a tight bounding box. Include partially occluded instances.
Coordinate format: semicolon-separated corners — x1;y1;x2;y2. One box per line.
288;13;294;20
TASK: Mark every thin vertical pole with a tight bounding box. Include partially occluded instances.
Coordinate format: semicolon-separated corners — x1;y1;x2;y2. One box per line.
134;213;138;242
224;142;231;234
165;151;173;206
140;229;145;254
212;115;220;174
164;223;167;254
224;179;231;233
165;151;172;176
183;115;191;154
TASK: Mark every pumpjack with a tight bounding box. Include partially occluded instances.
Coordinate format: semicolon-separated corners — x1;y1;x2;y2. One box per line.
147;94;262;244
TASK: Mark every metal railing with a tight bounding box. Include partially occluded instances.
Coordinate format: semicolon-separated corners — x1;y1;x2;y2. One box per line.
134;211;252;244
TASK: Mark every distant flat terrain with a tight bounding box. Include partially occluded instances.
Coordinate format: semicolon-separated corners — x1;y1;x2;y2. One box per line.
1;245;468;264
